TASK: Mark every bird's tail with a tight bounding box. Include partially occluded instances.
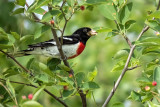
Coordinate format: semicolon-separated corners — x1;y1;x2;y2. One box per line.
9;50;32;57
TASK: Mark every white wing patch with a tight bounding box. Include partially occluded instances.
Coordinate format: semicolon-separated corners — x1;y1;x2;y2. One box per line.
63;37;73;41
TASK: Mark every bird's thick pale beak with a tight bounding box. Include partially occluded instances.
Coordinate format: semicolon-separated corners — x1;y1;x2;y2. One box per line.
87;30;98;36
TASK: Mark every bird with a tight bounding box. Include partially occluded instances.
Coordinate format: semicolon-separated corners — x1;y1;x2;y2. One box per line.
14;27;97;59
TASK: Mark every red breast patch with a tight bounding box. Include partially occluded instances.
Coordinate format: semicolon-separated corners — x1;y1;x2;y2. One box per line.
68;42;85;59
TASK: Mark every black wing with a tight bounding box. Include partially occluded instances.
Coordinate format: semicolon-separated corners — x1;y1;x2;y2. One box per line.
28;36;79;48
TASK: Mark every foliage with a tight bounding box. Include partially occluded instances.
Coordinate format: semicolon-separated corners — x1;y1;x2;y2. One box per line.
0;0;160;107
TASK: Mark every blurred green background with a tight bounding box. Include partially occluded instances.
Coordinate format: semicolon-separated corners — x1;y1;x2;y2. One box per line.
0;0;157;107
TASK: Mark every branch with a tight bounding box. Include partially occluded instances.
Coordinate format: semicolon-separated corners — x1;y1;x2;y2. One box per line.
127;65;140;70
60;0;67;44
48;3;87;107
79;90;87;107
114;20;132;48
102;28;148;107
26;2;86;106
0;78;68;107
124;36;132;48
102;1;160;106
0;50;33;76
48;3;74;75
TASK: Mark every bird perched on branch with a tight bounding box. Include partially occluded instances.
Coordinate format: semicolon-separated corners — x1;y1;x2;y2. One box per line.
14;27;97;59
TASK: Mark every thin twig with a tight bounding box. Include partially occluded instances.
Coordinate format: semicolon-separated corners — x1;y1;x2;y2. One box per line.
102;1;160;106
127;65;140;70
114;20;132;48
0;78;68;107
60;0;67;45
0;50;33;76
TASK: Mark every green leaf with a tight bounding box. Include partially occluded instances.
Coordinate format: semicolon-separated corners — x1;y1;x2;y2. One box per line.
88;67;97;81
136;77;150;83
32;85;46;101
3;67;19;78
27;58;35;69
75;72;85;86
0;27;7;36
142;93;153;103
35;0;50;9
96;28;112;33
41;10;61;22
6;79;16;98
125;20;136;29
112;102;124;107
119;2;133;24
80;82;100;90
11;32;20;40
27;1;38;12
35;74;49;83
136;37;160;47
32;8;45;15
22;100;43;107
20;35;34;46
63;89;74;98
142;46;160;55
147;101;160;107
111;60;125;72
0;35;9;44
113;49;129;60
0;44;12;49
34;25;51;39
15;0;26;6
57;76;74;86
148;10;160;19
57;64;71;71
128;91;141;102
86;0;107;4
154;67;160;88
66;0;75;7
11;8;24;16
47;58;61;71
145;20;160;32
38;62;54;77
98;2;118;20
105;30;119;40
52;0;62;5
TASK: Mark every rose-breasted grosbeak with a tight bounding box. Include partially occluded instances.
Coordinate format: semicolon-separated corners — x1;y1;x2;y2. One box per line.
15;27;97;59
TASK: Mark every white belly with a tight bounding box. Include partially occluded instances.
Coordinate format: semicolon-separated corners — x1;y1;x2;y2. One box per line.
31;43;80;58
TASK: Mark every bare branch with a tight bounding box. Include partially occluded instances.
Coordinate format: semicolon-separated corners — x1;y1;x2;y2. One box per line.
124;36;133;48
0;78;68;107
